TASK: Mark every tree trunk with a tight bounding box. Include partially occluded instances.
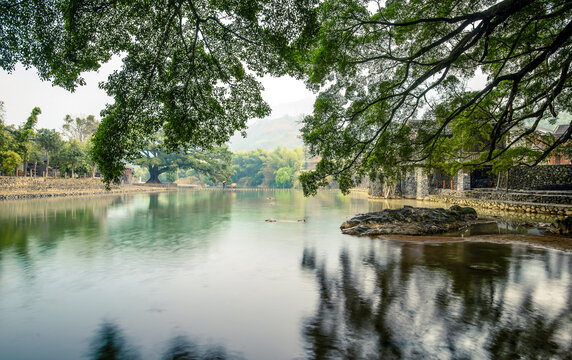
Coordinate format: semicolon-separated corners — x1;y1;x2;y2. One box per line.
71;164;75;179
147;165;161;183
34;161;37;177
23;161;28;176
383;184;392;199
46;151;50;177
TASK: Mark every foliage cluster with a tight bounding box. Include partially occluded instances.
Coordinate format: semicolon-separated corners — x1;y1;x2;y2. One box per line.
299;0;572;194
2;0;571;195
0;104;99;177
231;147;305;188
133;141;233;186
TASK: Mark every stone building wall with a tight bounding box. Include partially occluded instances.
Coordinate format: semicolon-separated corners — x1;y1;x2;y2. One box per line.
508;165;572;190
401;170;417;198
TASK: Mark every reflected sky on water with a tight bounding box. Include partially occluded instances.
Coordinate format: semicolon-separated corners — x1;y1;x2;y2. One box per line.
0;190;570;359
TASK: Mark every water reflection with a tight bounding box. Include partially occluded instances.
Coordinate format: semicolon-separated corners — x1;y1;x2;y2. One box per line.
88;322;243;360
0;192;233;270
301;241;572;359
0;196;121;254
1;191;571;359
88;322;140;360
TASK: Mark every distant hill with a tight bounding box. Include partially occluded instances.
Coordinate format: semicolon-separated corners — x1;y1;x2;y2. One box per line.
229;114;305;151
228;97;314;151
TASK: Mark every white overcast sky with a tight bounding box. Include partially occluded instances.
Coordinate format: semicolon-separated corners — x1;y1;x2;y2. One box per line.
1;58;493;132
0;61;316;130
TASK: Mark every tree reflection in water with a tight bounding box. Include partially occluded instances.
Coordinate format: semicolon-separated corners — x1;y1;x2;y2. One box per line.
88;322;243;360
88;322;140;360
301;241;572;359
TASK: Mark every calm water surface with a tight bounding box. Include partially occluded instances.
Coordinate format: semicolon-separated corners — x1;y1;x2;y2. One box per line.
0;190;571;359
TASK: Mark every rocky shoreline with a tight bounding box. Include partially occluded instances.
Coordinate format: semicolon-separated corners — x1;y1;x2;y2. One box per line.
341;205;572;239
341;205;482;236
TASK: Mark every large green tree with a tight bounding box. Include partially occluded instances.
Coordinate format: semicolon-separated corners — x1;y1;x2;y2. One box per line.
0;100;14;153
57;139;87;178
232;148;268;186
299;0;572;195
134;143;233;185
13;107;41;176
275;166;295;188
0;0;318;184
62;114;99;142
0;150;21;175
36;128;64;174
231;146;305;187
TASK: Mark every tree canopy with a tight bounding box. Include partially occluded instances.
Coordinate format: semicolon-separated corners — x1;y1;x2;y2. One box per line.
1;0;318;184
2;0;571;194
134;141;233;185
62;114;99;142
231;146;305;188
299;0;572;195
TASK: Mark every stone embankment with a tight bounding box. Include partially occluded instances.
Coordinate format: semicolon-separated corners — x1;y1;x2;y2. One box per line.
0;177;175;200
428;189;572;216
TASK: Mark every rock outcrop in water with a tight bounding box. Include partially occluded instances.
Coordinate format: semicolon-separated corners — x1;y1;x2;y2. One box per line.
340;205;479;236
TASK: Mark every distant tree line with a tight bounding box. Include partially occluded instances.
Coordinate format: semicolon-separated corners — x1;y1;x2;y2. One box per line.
0;104;100;178
231;147;307;189
132;146;308;189
1;103;310;188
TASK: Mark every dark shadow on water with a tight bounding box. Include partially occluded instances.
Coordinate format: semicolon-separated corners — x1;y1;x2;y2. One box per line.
162;336;239;360
301;247;316;270
88;322;244;360
301;241;572;359
88;322;140;360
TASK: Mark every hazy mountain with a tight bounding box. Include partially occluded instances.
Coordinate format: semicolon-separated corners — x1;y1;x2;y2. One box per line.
228;98;314;151
229;114;304;151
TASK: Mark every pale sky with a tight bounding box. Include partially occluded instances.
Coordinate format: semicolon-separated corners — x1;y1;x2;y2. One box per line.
0;62;316;130
1;60;490;132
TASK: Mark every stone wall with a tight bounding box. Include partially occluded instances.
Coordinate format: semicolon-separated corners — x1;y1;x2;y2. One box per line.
429;189;572;216
431;189;572;205
369;170;419;199
0;176;149;200
0;177;114;192
508;165;572;190
428;195;572;216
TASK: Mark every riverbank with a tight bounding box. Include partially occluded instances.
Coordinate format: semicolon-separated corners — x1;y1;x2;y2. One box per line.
339;203;572;251
386;233;572;252
0;176;179;200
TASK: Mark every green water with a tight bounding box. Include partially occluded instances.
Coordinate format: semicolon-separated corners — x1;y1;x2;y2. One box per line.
0;190;570;359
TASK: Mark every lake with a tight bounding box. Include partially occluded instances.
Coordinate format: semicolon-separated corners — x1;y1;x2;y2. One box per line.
0;190;571;359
